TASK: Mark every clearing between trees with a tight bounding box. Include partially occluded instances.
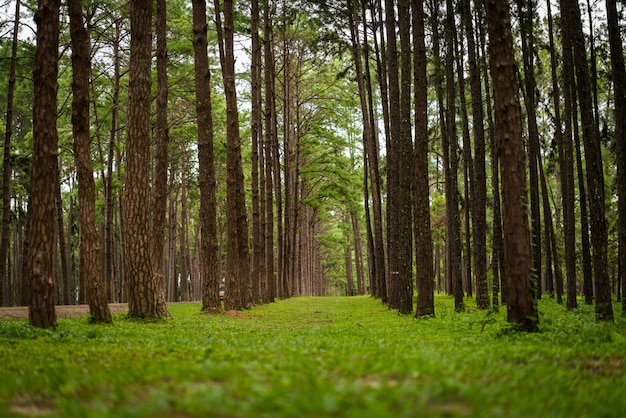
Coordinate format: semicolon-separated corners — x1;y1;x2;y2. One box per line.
1;295;625;417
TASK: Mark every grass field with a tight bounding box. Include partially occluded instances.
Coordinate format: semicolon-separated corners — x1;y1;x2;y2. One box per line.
1;295;625;417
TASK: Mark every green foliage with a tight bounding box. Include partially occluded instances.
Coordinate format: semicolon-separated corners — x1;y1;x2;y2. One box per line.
1;296;625;417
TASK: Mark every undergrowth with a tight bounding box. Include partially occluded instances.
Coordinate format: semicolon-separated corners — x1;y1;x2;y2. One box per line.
1;295;625;417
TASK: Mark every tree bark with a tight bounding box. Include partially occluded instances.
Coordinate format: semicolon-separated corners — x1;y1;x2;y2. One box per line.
606;0;626;314
68;0;111;322
124;0;171;319
215;0;250;310
1;0;20;307
28;0;61;328
192;0;221;312
562;0;613;321
413;0;434;317
485;0;538;332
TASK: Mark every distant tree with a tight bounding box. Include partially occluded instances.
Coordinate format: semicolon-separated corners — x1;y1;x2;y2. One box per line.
68;0;111;322
484;0;538;332
124;0;171;319
28;0;61;328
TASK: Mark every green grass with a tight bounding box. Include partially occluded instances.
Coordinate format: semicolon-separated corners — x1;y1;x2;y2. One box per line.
1;295;625;417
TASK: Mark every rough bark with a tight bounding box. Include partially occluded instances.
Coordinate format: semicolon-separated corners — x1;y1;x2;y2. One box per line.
562;0;613;321
215;0;250;310
485;0;538;332
192;0;221;312
28;0;61;328
124;0;171;319
445;0;464;311
606;0;626;313
151;0;171;313
1;0;20;307
68;0;111;322
413;0;434;317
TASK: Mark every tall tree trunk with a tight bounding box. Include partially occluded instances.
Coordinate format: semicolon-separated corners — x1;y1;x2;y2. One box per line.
485;0;538;332
476;2;504;307
179;152;190;302
463;0;487;309
28;0;61;328
363;0;387;302
385;0;412;313
1;0;20;307
151;0;171;314
517;0;542;300
606;0;626;313
68;0;111;322
455;24;474;299
215;0;250;310
250;0;263;306
445;0;464;312
104;17;121;304
263;0;277;303
562;0;613;321
192;0;221;312
351;211;366;295
558;0;579;311
124;0;170;319
413;0;434;317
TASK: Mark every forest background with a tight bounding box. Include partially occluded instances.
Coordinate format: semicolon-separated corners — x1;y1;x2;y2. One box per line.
0;0;625;329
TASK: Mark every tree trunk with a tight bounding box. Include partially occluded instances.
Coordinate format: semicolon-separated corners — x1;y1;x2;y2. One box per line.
413;0;434;317
192;0;221;312
463;0;487;309
0;0;20;307
485;0;538;332
124;0;171;319
263;0;277;303
606;0;626;314
68;0;111;322
28;0;61;328
445;0;464;312
215;0;250;310
562;0;613;321
151;0;171;314
516;0;542;300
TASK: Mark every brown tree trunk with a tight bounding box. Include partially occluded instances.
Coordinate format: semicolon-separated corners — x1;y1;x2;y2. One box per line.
413;0;434;317
516;0;542;300
151;0;170;314
68;0;111;322
215;0;250;310
463;0;488;309
104;16;121;304
351;211;366;296
445;0;464;312
485;0;538;332
557;0;579;311
28;0;61;328
606;0;626;314
1;0;20;307
263;0;277;303
179;152;190;302
250;0;263;306
124;0;170;319
192;0;221;312
562;0;613;321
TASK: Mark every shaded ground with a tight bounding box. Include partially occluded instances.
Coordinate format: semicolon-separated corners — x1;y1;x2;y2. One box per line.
0;303;129;319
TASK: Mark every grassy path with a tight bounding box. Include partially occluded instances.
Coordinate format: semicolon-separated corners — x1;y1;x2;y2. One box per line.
1;295;625;417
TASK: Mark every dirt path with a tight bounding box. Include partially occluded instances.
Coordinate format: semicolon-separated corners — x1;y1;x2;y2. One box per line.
0;303;130;319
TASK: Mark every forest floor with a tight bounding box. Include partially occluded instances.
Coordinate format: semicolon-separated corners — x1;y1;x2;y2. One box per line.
0;303;129;319
1;295;625;417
